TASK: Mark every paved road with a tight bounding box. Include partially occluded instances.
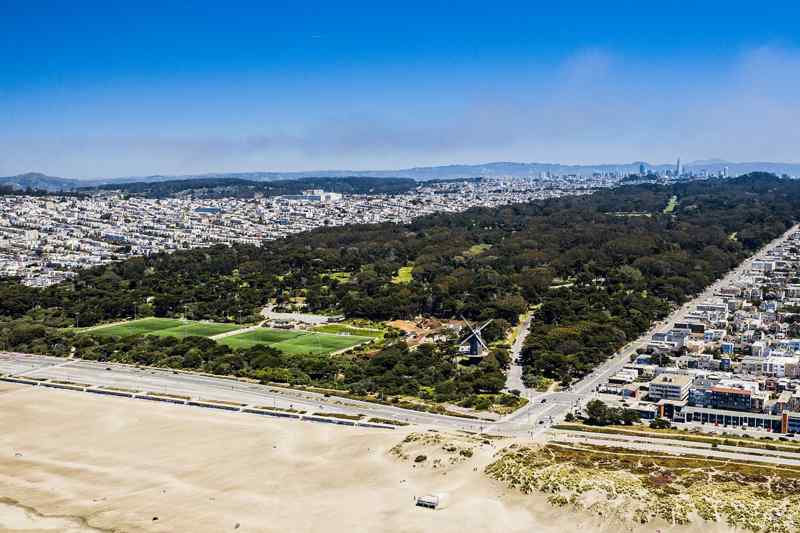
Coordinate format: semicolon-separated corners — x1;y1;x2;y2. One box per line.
504;313;533;394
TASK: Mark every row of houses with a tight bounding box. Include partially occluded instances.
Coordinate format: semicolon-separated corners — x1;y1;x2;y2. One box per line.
599;227;800;433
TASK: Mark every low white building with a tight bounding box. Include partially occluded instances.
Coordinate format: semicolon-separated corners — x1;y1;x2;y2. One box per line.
648;374;693;401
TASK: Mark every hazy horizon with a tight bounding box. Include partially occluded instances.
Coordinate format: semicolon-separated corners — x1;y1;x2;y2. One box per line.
3;2;800;178
5;157;796;182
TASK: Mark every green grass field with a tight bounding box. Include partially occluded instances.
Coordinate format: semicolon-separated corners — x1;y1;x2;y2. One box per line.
392;264;414;284
149;322;243;339
85;318;241;339
663;195;678;214
221;328;371;355
272;333;370;355
464;243;493;256
313;324;384;339
219;328;304;349
82;317;371;356
86;318;185;337
324;271;352;282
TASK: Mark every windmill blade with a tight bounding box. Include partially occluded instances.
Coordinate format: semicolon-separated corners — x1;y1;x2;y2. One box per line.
475;319;493;333
458;315;479;346
460;315;478;335
476;336;489;351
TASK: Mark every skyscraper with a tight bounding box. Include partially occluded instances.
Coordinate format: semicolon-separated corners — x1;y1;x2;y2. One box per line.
639;163;646;176
676;158;683;176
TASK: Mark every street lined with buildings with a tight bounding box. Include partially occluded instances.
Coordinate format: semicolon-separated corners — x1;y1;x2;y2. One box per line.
581;224;800;435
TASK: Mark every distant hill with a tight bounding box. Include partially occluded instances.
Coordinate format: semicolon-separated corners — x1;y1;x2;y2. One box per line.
6;160;800;192
0;172;82;191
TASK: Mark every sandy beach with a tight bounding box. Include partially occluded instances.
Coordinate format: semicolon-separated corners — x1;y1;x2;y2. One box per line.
0;383;736;533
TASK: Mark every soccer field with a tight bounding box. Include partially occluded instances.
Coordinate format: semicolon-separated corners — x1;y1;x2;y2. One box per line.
85;318;241;339
219;328;304;349
83;318;371;356
151;321;243;339
272;332;371;355
86;318;185;337
220;328;371;355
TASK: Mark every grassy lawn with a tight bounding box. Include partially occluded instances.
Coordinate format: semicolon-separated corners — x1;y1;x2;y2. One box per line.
219;328;305;349
82;318;370;356
391;264;414;284
84;318;242;339
270;332;371;355
324;271;352;282
148;322;242;339
313;323;384;339
221;328;370;354
464;243;492;256
86;318;185;337
663;195;678;214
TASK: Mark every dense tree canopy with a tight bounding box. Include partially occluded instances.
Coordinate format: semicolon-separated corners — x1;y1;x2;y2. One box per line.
2;173;800;389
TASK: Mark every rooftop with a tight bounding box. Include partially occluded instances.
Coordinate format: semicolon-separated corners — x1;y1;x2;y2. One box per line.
650;374;693;387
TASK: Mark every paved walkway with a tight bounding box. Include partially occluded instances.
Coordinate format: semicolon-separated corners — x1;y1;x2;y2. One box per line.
209;321;265;340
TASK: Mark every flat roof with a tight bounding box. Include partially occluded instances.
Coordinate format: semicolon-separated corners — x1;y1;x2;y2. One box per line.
650;374;693;386
710;386;751;396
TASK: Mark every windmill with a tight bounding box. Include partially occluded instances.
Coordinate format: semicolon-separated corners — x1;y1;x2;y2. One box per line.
459;316;493;358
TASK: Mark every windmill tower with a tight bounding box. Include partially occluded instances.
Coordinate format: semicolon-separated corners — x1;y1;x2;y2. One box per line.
459;317;493;359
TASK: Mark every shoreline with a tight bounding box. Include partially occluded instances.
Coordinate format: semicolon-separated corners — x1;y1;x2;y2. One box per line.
0;497;108;532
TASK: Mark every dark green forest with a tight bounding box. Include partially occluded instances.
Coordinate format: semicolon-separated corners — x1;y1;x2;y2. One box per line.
82;176;417;198
2;173;800;390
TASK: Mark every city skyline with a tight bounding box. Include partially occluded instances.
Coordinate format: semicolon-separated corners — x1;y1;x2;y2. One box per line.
3;1;800;178
3;156;792;186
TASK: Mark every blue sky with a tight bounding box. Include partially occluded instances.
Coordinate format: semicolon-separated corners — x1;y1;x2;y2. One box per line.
2;1;800;178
